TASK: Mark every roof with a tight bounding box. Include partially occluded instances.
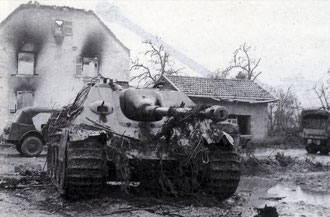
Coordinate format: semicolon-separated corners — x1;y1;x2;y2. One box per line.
163;75;276;103
301;109;330;117
0;2;129;54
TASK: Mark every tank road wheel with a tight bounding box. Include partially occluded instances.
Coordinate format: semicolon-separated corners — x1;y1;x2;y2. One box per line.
63;137;107;200
201;151;241;201
305;143;318;154
20;136;43;157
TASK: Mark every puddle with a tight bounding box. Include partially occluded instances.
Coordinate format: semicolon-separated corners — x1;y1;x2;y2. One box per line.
267;184;330;206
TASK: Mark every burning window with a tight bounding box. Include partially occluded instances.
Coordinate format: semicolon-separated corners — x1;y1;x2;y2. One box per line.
16;91;34;110
54;19;73;36
75;57;99;77
17;52;35;75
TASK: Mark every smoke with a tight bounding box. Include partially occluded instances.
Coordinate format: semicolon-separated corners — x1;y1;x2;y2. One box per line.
80;31;105;65
13;77;38;93
6;17;48;92
10;24;48;65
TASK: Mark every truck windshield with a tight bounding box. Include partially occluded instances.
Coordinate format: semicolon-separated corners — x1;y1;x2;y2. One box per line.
302;114;328;129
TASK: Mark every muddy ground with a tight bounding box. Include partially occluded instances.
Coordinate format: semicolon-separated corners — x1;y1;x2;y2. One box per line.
0;144;329;217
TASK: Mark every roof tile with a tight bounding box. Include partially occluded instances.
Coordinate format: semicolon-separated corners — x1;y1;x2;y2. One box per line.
165;75;275;102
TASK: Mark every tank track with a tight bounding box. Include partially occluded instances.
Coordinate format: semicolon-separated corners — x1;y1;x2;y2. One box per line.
48;137;107;200
136;150;241;200
64;138;107;200
202;151;241;200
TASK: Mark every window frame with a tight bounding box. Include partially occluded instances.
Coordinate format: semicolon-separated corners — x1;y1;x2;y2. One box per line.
75;56;99;78
16;51;36;76
53;19;73;37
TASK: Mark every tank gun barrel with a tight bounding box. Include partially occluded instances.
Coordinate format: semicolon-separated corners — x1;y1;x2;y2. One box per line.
141;105;228;122
121;89;228;122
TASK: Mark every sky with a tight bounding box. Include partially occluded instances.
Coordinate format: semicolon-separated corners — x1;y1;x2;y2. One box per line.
0;0;329;107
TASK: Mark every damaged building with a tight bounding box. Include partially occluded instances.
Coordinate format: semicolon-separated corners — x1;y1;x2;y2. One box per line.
162;75;277;140
0;2;130;130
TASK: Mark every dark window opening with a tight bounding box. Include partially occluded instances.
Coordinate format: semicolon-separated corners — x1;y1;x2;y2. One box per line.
75;56;99;77
228;114;251;135
54;19;73;36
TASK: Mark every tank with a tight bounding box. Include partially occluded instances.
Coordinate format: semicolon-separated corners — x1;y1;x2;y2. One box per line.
300;109;330;155
43;79;241;200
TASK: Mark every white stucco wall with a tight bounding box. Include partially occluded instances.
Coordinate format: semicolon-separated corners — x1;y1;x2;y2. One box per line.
190;97;269;140
0;4;130;131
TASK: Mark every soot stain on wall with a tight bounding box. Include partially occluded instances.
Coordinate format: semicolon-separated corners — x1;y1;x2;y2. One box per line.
7;21;48;92
80;31;105;65
11;27;47;67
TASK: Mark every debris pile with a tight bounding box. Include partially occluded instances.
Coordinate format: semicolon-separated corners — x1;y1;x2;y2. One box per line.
0;163;47;189
274;152;295;167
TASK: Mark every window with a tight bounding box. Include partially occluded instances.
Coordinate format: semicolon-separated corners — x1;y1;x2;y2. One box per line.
17;52;35;75
227;115;238;124
16;91;34;110
237;115;251;135
75;57;99;77
228;114;251;135
54;19;73;36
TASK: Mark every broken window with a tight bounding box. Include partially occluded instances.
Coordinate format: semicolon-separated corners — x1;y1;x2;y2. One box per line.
16;91;34;110
54;19;73;36
17;52;35;75
75;57;99;77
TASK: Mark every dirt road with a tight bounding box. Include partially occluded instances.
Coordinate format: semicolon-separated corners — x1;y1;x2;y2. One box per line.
0;144;329;217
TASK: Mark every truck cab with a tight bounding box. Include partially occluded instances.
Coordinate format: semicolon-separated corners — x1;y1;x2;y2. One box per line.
300;109;330;155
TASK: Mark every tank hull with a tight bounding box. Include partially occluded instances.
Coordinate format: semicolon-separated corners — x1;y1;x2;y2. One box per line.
44;81;242;200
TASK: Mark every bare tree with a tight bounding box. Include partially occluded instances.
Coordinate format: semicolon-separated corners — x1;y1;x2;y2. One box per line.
312;72;330;110
130;40;182;87
268;86;301;135
215;43;262;80
313;84;330;110
207;68;230;79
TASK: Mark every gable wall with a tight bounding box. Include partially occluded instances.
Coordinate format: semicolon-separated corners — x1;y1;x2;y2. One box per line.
0;6;130;130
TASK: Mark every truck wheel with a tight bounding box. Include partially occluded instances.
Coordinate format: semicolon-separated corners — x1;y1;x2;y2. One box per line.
20;136;43;157
305;144;318;154
16;143;23;154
